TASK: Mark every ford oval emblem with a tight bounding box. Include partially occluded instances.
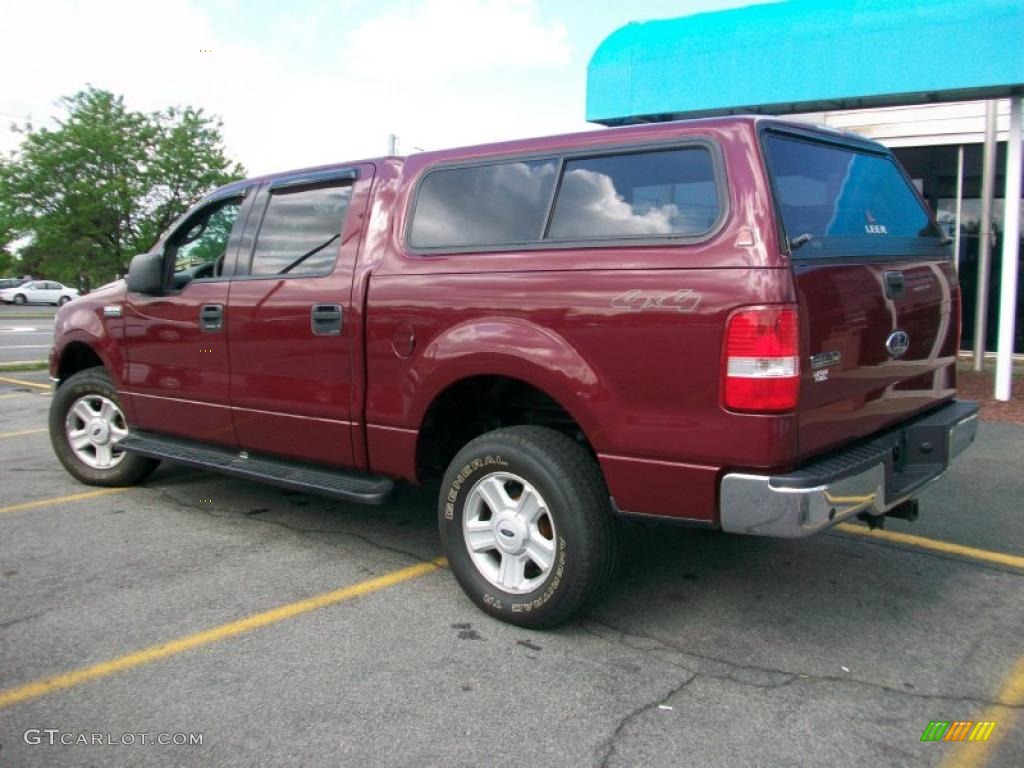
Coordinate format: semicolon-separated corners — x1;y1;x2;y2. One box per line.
886;330;910;358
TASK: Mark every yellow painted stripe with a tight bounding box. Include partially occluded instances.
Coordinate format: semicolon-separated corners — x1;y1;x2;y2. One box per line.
0;393;39;400
942;656;1024;767
0;558;445;709
0;487;131;516
834;524;1024;570
0;374;51;391
0;427;47;439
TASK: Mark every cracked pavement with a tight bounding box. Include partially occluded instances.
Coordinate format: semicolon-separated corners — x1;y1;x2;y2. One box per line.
1;370;1022;767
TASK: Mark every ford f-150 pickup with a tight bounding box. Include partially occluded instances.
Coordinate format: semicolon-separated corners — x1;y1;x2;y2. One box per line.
48;116;979;627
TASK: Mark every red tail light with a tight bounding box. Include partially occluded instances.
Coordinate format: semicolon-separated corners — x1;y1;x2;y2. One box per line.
723;306;799;413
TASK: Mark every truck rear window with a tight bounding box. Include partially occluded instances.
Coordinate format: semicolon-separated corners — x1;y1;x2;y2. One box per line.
762;132;943;255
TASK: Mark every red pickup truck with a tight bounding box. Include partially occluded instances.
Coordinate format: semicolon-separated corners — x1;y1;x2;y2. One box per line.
48;116;978;627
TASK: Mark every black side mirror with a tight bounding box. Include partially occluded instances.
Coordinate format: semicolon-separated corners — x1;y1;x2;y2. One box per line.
126;253;164;295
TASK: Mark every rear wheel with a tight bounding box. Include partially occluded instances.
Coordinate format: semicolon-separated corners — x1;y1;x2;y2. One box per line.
58;295;71;305
49;367;159;486
439;426;617;628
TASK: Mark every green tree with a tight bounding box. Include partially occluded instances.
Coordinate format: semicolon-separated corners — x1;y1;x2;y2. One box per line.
0;164;15;275
0;87;245;286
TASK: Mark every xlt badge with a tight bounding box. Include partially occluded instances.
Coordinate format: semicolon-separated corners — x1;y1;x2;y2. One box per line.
809;350;841;370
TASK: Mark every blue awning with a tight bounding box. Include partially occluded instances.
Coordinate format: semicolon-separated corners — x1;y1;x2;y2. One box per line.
587;0;1024;125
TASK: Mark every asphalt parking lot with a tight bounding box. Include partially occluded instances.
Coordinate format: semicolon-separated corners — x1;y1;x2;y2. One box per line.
0;305;56;365
1;369;1021;767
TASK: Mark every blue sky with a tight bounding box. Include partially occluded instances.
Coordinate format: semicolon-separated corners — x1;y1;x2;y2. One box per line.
1;0;767;175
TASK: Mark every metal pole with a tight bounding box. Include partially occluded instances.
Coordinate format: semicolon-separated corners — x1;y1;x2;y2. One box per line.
973;101;998;370
994;96;1021;402
387;133;398;155
954;144;964;272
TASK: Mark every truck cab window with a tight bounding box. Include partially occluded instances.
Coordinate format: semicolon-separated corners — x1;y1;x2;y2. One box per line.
169;198;243;289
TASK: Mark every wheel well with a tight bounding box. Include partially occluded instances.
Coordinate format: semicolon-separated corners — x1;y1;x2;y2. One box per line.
416;375;592;482
57;342;104;384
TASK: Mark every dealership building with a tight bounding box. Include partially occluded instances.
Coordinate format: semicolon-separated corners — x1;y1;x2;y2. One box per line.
793;100;1022;356
587;0;1024;374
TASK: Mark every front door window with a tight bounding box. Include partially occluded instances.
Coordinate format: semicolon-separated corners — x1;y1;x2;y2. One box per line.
170;199;243;290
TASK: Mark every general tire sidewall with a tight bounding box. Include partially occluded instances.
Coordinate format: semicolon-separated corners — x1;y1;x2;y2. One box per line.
440;441;583;625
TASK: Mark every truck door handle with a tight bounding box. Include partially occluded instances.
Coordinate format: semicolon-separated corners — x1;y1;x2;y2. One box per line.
884;271;906;299
311;304;343;335
199;303;224;332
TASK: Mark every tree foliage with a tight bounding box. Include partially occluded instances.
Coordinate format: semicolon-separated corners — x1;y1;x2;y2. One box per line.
0;87;245;286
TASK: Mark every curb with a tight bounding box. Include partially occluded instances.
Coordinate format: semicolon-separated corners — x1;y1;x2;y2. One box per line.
0;361;48;372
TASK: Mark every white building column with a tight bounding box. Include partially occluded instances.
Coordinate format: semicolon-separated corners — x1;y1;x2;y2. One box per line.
994;96;1022;401
974;101;998;370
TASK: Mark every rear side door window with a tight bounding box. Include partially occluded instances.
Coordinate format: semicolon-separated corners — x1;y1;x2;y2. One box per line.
247;183;353;276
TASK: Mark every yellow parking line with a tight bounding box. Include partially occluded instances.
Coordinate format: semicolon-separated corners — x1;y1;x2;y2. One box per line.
0;558;446;709
0;488;132;516
0;393;40;400
941;655;1024;768
834;524;1024;570
0;375;51;391
0;427;47;439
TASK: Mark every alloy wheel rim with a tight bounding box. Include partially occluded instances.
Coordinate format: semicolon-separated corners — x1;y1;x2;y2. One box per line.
65;394;129;469
462;471;557;594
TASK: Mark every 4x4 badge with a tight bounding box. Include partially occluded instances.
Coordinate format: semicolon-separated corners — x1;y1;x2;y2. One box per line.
611;289;701;313
886;330;910;357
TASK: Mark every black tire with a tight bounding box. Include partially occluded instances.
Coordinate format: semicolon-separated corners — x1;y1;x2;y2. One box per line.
49;367;159;486
58;296;71;305
13;293;26;305
439;426;617;628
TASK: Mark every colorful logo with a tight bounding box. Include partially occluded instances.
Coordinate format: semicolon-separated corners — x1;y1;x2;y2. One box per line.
921;721;997;742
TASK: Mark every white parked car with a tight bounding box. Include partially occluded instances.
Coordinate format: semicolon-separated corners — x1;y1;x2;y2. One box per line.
0;280;80;305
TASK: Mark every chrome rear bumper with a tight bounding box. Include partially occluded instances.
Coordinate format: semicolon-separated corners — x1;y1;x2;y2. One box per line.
719;401;979;537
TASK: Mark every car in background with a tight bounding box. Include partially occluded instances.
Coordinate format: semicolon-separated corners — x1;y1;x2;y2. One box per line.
0;280;80;305
0;277;27;291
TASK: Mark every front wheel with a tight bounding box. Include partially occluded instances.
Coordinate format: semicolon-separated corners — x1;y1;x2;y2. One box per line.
439;426;617;628
49;367;159;486
13;293;26;305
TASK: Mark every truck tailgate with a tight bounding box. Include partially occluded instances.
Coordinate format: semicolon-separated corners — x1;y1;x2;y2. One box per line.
794;259;959;458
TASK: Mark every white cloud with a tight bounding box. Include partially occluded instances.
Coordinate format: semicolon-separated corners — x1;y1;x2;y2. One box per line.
0;0;251;155
347;0;570;82
0;0;584;177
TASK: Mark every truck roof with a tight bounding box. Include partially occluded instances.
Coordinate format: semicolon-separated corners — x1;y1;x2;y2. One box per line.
211;114;877;198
